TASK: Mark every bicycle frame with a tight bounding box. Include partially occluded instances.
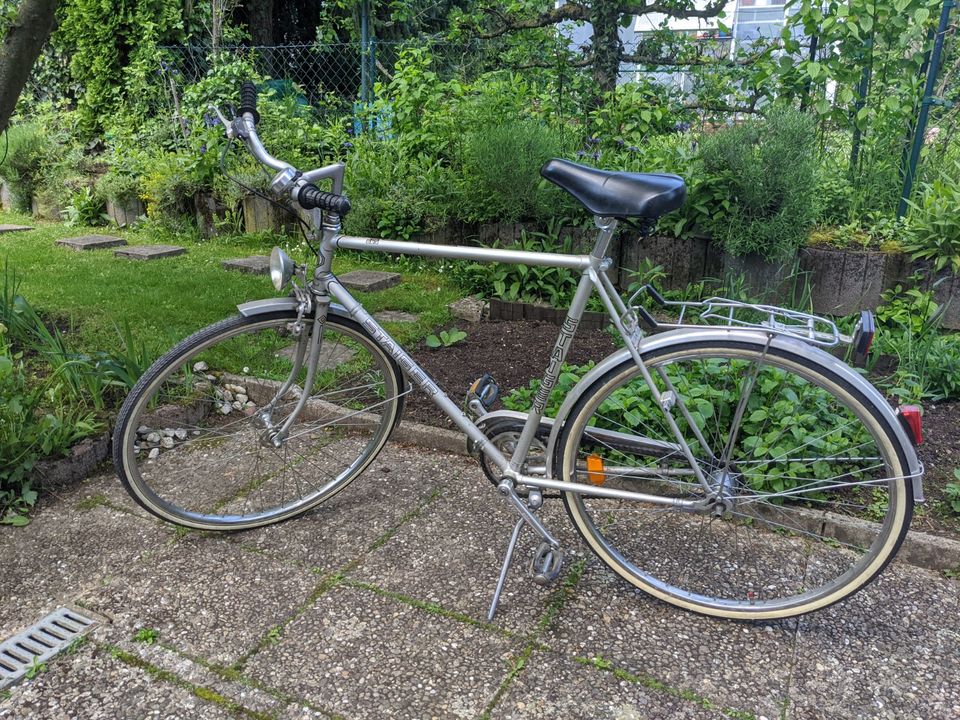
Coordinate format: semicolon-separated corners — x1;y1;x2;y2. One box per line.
223;113;716;511
269;211;716;514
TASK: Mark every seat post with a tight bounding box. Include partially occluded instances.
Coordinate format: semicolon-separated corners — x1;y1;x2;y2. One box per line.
590;215;618;261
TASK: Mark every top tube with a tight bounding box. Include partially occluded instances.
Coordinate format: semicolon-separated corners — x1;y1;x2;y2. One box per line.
334;235;595;271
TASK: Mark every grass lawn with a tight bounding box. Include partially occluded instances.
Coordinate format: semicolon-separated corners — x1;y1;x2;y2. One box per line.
0;210;462;358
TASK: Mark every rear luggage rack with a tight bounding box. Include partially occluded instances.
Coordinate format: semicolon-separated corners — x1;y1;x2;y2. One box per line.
630;285;875;359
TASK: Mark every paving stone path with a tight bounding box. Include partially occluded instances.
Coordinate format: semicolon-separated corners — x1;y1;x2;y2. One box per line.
114;245;186;261
1;442;958;719
338;270;401;292
56;235;127;251
222;255;271;275
0;224;33;233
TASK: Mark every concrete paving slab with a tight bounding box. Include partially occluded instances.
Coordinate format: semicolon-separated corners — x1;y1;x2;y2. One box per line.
338;269;400;292
789;562;960;720
0;641;235;719
98;638;286;717
0;504;172;640
244;584;518;718
0;224;33;233
78;535;319;667
540;557;797;720
56;235;127;251
225;444;453;573
221;255;270;275
46;469;156;521
488;649;728;719
114;244;186;260
278;705;328;719
277;340;355;367
350;472;581;635
373;310;419;324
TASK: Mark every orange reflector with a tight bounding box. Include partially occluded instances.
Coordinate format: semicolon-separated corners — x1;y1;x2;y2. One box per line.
586;454;606;485
899;405;923;445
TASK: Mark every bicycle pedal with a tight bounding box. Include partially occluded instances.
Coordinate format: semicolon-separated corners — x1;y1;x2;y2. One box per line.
530;542;564;585
466;373;500;412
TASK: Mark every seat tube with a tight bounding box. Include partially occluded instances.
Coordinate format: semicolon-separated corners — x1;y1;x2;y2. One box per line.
505;218;616;474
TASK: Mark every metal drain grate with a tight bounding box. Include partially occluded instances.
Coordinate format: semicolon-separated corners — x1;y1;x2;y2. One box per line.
0;608;97;689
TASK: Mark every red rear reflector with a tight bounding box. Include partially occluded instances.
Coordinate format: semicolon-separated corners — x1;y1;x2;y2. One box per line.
899;405;923;445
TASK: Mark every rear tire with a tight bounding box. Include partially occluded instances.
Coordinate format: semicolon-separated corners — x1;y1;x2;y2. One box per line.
556;338;914;619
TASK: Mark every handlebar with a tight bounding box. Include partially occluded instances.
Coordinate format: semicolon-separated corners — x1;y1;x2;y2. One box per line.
222;80;350;216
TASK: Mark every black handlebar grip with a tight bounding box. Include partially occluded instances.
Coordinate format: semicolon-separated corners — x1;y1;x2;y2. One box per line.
239;81;260;124
298;184;352;215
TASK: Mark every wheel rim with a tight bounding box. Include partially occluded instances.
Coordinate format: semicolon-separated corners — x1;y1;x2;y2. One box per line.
562;345;910;617
121;316;399;529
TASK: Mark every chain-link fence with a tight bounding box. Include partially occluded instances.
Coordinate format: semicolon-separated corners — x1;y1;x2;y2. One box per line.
157;40;490;114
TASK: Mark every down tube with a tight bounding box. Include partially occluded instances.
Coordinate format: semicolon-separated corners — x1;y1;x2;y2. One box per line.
325;278;513;474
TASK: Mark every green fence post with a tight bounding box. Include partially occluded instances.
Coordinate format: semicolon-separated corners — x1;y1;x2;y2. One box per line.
898;0;954;219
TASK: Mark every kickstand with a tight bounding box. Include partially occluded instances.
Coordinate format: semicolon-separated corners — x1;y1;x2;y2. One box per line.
487;518;525;621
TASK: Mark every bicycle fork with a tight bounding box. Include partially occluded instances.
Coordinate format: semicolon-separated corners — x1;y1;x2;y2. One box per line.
255;295;328;447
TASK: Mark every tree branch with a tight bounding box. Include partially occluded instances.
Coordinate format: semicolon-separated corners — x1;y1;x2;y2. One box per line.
640;0;728;20
684;92;764;114
510;56;595;70
477;3;590;39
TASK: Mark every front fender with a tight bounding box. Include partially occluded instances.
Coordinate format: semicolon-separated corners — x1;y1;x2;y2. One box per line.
237;297;352;321
544;328;923;501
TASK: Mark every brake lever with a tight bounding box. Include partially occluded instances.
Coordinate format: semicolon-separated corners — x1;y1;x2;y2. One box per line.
207;104;237;140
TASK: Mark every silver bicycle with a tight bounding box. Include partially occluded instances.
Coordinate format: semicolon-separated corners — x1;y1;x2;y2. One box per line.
113;82;925;621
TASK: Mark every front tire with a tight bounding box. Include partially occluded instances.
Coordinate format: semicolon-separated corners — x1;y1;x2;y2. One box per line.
113;311;404;530
556;339;914;620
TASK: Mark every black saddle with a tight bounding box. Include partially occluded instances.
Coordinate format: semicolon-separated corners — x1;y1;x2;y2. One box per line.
540;159;686;219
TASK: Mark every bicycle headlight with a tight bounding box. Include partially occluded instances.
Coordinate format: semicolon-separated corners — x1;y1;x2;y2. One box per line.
270;247;295;292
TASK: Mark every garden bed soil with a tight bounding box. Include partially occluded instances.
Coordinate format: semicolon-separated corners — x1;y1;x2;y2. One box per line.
405;319;618;430
405;317;960;542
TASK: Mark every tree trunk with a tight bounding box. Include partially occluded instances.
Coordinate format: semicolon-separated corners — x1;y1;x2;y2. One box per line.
247;0;275;46
589;1;623;98
0;0;59;133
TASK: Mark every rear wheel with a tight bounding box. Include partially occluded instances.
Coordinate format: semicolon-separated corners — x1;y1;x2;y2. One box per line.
113;311;403;530
556;339;914;619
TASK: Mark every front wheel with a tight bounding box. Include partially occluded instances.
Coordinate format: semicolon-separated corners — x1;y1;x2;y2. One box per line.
556;338;914;620
113;310;404;531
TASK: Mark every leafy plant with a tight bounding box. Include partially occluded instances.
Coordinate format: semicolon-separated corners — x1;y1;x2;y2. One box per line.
24;657;46;679
0;322;98;526
870;282;960;402
902;161;960;274
459;224;581;307
133;627;160;644
97;169;143;206
945;471;960;516
425;327;467;348
64;187;108;227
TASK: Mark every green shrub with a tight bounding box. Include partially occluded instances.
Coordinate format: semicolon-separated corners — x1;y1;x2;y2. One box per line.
344;136;454;240
694;108;820;260
458;224;581;306
97;169;143;206
902;161;960;274
0;123;51;210
459;119;571;223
